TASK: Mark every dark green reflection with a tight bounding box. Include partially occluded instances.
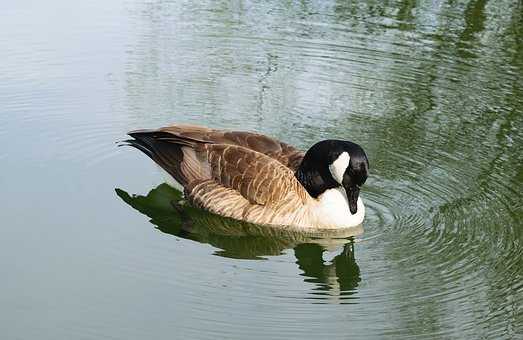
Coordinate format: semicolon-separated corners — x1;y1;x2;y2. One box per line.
116;184;361;295
295;242;360;295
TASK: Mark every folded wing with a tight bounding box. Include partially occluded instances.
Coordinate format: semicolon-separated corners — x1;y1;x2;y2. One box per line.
158;124;304;171
125;125;307;209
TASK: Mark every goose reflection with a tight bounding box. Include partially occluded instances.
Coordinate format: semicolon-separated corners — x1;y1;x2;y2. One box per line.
295;242;360;297
116;184;361;295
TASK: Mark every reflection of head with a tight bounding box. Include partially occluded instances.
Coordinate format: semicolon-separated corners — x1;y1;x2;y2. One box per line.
294;242;360;296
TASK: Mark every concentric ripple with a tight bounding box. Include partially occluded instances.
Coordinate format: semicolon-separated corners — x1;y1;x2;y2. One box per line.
1;0;522;339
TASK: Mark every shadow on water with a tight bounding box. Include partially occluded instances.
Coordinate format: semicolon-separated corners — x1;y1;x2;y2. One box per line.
116;184;361;295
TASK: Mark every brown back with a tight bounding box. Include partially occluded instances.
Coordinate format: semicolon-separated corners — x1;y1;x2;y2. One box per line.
159;125;305;171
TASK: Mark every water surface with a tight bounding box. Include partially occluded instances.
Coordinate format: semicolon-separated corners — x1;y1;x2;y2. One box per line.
1;0;522;339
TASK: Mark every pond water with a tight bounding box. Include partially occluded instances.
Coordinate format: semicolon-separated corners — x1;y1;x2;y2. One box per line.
1;0;522;338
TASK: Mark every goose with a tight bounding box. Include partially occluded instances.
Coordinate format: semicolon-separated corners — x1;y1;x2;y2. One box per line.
123;124;369;230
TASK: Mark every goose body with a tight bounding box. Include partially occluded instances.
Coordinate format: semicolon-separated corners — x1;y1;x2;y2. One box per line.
125;124;369;230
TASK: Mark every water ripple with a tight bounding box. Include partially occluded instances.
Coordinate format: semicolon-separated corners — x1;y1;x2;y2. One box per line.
2;0;522;339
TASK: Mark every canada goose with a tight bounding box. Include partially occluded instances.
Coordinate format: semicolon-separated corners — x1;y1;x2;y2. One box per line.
123;124;369;229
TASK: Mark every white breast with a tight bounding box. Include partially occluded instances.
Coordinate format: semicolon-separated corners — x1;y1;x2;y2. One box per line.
313;187;365;228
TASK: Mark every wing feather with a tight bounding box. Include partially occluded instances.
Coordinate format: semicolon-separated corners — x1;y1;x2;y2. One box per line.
160;125;304;171
199;143;301;206
127;124;308;211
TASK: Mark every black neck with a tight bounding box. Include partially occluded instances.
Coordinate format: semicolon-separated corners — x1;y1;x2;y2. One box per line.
295;158;338;198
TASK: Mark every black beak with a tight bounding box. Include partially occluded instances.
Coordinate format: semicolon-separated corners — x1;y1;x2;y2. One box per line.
345;186;360;215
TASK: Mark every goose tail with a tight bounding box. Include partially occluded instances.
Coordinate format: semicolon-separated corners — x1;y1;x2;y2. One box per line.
121;129;205;187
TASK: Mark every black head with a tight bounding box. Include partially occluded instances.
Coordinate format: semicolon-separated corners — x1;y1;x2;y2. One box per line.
295;140;369;214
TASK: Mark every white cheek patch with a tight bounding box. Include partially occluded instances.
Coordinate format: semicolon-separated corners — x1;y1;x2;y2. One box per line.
329;152;350;184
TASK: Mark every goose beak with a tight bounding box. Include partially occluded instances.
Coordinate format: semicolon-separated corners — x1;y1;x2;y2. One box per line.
345;185;359;215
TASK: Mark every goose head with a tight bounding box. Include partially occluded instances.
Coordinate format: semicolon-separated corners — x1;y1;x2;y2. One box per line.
295;140;369;215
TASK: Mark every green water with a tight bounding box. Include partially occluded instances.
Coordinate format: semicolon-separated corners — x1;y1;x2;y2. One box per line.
1;0;522;339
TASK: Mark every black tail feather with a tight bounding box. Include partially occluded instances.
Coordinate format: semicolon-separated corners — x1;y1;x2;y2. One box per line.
119;139;154;158
123;132;188;186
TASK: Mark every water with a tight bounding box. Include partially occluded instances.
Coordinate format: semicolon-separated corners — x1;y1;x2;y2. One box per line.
1;0;522;338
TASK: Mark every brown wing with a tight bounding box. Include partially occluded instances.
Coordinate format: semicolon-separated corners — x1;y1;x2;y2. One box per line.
126;126;307;208
158;124;305;171
198;143;304;206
